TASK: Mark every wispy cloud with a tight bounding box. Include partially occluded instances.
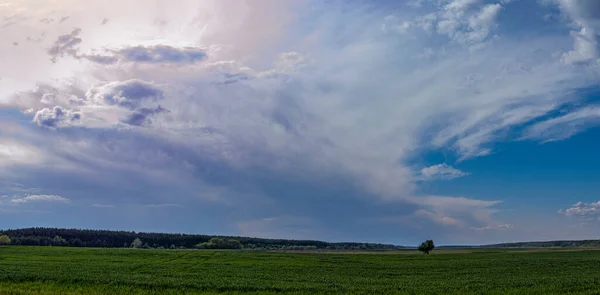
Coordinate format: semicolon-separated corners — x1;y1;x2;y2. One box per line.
0;139;44;167
420;163;469;180
144;204;183;208
473;223;514;231
11;194;71;204
91;204;115;208
523;106;600;142
0;181;41;194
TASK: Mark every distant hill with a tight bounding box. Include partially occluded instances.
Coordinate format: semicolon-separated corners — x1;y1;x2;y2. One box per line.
0;227;405;250
482;240;600;248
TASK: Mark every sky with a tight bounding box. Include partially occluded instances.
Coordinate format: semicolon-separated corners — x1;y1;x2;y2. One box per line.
1;0;600;246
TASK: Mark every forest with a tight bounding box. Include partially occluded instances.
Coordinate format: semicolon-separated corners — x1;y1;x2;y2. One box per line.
0;227;403;250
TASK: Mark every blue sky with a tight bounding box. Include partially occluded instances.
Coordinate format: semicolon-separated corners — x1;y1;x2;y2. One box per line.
1;0;600;246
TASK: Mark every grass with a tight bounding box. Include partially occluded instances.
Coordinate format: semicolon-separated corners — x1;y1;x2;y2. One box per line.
1;246;600;294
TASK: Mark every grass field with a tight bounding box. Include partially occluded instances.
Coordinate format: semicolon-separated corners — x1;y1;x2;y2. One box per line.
1;246;600;294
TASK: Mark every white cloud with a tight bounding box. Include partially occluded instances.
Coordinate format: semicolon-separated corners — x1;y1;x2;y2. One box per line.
466;4;503;42
11;194;71;204
420;163;469;180
471;4;503;28
559;201;600;219
86;79;164;109
523;105;600;141
556;0;600;64
562;27;598;64
445;0;479;13
429;0;504;43
497;223;513;229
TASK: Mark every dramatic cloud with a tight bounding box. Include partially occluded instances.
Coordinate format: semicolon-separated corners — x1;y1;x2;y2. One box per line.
33;106;81;128
45;28;207;65
2;0;600;243
11;195;71;204
86;79;163;109
3;1;584;203
420;163;469;180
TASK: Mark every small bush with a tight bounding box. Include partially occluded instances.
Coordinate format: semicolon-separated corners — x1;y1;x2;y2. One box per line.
0;235;11;245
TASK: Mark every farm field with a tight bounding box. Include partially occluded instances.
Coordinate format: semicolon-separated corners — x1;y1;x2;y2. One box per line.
1;246;600;294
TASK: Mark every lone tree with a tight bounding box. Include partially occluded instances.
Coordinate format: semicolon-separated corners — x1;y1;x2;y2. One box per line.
418;239;435;254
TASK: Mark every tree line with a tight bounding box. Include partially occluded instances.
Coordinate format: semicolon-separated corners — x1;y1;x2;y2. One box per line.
0;227;403;250
482;240;600;248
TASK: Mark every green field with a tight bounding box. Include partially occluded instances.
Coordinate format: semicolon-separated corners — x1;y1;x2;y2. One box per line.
1;247;600;294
